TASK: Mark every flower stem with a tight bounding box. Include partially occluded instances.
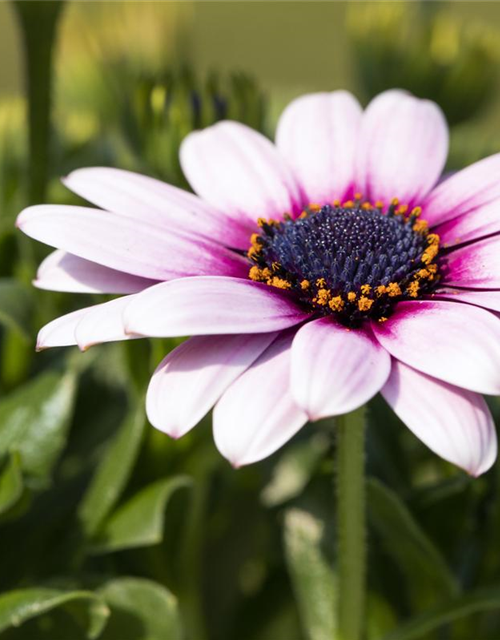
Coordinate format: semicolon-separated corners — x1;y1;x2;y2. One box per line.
335;406;367;640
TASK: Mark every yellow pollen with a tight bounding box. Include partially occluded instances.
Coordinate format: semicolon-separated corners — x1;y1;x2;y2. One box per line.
257;217;267;227
354;192;363;200
329;296;345;312
413;219;428;233
378;316;388;323
358;296;374;311
308;203;321;212
427;264;438;274
417;268;430;279
360;284;371;295
270;277;291;290
391;198;399;206
411;206;422;217
333;199;341;207
361;202;372;210
386;282;402;297
249;266;272;282
396;204;408;215
316;278;327;288
271;261;281;272
347;291;357;303
247;246;261;259
375;200;384;209
343;200;354;208
407;281;420;298
300;279;310;290
315;288;331;306
299;210;309;219
376;285;387;296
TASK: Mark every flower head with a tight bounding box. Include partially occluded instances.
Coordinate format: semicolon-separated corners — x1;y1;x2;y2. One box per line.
17;89;500;475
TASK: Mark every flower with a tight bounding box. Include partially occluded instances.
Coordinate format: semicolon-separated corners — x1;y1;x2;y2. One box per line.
17;89;500;475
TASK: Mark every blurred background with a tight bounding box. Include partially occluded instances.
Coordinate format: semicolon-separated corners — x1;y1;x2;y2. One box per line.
2;2;500;639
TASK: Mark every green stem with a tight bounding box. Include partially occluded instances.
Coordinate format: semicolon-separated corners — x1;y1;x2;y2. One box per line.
336;406;367;640
12;0;64;204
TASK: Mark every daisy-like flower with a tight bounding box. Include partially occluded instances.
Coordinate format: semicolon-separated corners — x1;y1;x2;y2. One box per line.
17;89;500;475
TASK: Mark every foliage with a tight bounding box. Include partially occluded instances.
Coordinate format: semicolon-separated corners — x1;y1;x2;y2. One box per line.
0;2;500;639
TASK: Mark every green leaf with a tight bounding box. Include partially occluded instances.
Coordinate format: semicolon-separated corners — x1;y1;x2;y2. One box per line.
0;370;77;488
98;577;182;640
367;478;459;602
261;433;329;507
382;587;500;640
90;476;192;554
0;279;33;340
283;508;336;640
0;588;109;639
0;451;23;515
78;401;146;538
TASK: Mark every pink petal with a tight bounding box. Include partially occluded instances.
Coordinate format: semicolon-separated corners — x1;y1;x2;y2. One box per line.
74;295;139;351
63;167;253;250
17;205;247;281
290;318;391;420
435;288;500;314
146;332;277;438
382;360;496;476
373;300;500;394
443;235;500;288
123;276;309;337
35;250;157;294
434;199;500;247
36;308;88;350
213;331;308;466
275;91;362;204
180;121;302;222
355;90;448;205
422;153;500;227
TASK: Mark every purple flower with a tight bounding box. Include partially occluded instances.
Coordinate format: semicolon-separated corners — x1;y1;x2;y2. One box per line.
17;89;500;474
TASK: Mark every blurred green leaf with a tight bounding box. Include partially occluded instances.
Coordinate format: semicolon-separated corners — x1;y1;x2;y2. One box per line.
90;476;192;554
367;478;459;603
0;451;23;515
0;279;33;340
0;370;77;488
0;588;109;639
382;587;500;640
78;400;146;538
98;577;182;640
261;433;329;507
283;508;336;640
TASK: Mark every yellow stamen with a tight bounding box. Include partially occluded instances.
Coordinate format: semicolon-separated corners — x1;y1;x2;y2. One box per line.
347;291;357;303
386;282;402;297
270;277;291;290
329;296;345;312
360;284;371;295
300;279;310;290
315;288;331;306
407;281;420;298
358;296;374;311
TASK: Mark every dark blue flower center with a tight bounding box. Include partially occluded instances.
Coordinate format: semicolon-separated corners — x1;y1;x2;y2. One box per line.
248;202;441;327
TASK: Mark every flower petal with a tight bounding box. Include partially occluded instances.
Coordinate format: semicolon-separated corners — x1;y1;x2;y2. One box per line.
63;167;253;250
422;153;500;227
434;199;500;247
35;250;157;294
356;90;448;205
36;308;88;350
213;331;308;466
275;91;362;204
290;318;391;420
123;276;309;337
74;295;139;351
382;360;496;476
17;205;247;280
435;288;500;314
146;332;277;439
180;121;302;222
372;300;500;394
443;235;500;289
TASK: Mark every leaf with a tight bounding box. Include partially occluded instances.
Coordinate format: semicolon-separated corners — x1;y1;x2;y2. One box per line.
90;476;192;554
261;433;329;507
0;451;23;515
0;588;109;639
98;577;182;640
78;400;146;538
0;279;33;340
367;478;459;601
382;587;500;640
0;370;77;488
283;508;337;640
